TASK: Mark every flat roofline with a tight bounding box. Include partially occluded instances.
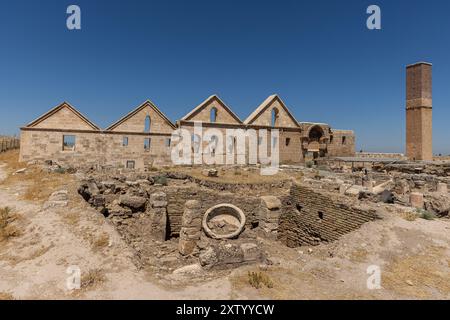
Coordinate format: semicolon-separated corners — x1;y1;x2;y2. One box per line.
406;61;432;68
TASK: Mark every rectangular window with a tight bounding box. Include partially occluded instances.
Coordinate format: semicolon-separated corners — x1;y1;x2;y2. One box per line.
285;137;291;146
272;137;278;148
123;136;128;146
126;160;135;169
63;135;76;151
342;136;347;145
258;137;263;145
165;138;171;147
144;138;151;150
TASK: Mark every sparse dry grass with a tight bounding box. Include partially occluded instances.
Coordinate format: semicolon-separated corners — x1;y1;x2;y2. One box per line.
4;244;53;265
400;211;418;221
349;248;369;263
0;292;15;300
0;149;25;172
383;246;450;298
230;266;290;299
81;268;106;290
0;207;22;242
0;150;74;203
248;271;274;289
91;233;110;251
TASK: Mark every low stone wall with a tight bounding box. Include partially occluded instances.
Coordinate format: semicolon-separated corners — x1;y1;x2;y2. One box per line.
356;152;406;160
164;186;260;237
278;183;379;247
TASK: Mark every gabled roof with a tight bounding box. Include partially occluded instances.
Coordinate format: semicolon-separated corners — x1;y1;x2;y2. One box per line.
25;101;100;130
180;95;243;124
106;100;176;131
244;94;299;127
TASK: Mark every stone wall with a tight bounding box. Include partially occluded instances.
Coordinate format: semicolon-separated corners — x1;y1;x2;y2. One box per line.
179;123;304;164
249;98;299;128
20;96;356;167
20;129;172;169
355;152;406;160
183;96;241;124
163;186;260;237
327;129;355;157
278;183;378;247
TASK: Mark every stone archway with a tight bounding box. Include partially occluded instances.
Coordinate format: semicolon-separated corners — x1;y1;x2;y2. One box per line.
308;125;324;141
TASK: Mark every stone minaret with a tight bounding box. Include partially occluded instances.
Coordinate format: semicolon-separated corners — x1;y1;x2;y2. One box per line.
406;62;433;161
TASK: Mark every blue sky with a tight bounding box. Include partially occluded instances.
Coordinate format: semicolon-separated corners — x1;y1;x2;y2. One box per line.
0;0;449;154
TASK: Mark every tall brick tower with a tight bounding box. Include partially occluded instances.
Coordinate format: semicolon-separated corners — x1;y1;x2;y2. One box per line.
406;62;433;161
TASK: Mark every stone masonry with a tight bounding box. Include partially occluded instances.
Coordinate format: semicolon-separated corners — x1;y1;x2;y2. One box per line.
20;95;355;168
178;200;202;256
278;183;379;247
406;62;433;161
149;192;168;242
259;196;282;235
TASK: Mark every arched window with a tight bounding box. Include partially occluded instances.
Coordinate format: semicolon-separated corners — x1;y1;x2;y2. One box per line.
210;135;218;155
144;115;151;132
271;108;279;127
210;107;217;123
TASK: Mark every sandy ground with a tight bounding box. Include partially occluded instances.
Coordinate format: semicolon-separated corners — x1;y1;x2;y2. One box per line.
1;159;449;300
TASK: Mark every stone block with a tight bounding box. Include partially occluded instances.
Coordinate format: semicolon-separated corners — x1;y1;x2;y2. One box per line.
241;243;260;262
150;192;166;202
260;196;281;210
410;192;424;209
178;239;197;256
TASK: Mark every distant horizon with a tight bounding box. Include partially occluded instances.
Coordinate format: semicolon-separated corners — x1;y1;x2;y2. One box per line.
1;0;450;154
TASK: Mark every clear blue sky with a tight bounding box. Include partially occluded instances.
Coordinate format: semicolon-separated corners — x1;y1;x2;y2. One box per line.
1;0;449;154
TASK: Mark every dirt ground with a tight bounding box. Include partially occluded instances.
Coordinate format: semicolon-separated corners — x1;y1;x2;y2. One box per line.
1;150;449;300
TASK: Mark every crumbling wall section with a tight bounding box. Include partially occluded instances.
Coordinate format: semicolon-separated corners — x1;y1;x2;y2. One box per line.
278;183;378;247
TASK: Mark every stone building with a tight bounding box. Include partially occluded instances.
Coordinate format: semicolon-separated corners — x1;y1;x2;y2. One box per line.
406;62;433;161
19;94;355;169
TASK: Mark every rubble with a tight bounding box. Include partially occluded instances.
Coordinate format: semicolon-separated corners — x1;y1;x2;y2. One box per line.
43;190;69;209
202;169;218;177
75;163;450;279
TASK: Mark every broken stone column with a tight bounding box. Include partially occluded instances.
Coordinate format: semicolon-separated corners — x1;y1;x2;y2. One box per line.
437;183;448;194
259;196;281;235
179;200;202;256
149;192;168;242
410;192;424;209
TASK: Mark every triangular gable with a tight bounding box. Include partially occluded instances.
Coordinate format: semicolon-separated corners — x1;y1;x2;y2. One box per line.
106;100;176;132
244;95;299;127
181;95;242;124
25;102;100;130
